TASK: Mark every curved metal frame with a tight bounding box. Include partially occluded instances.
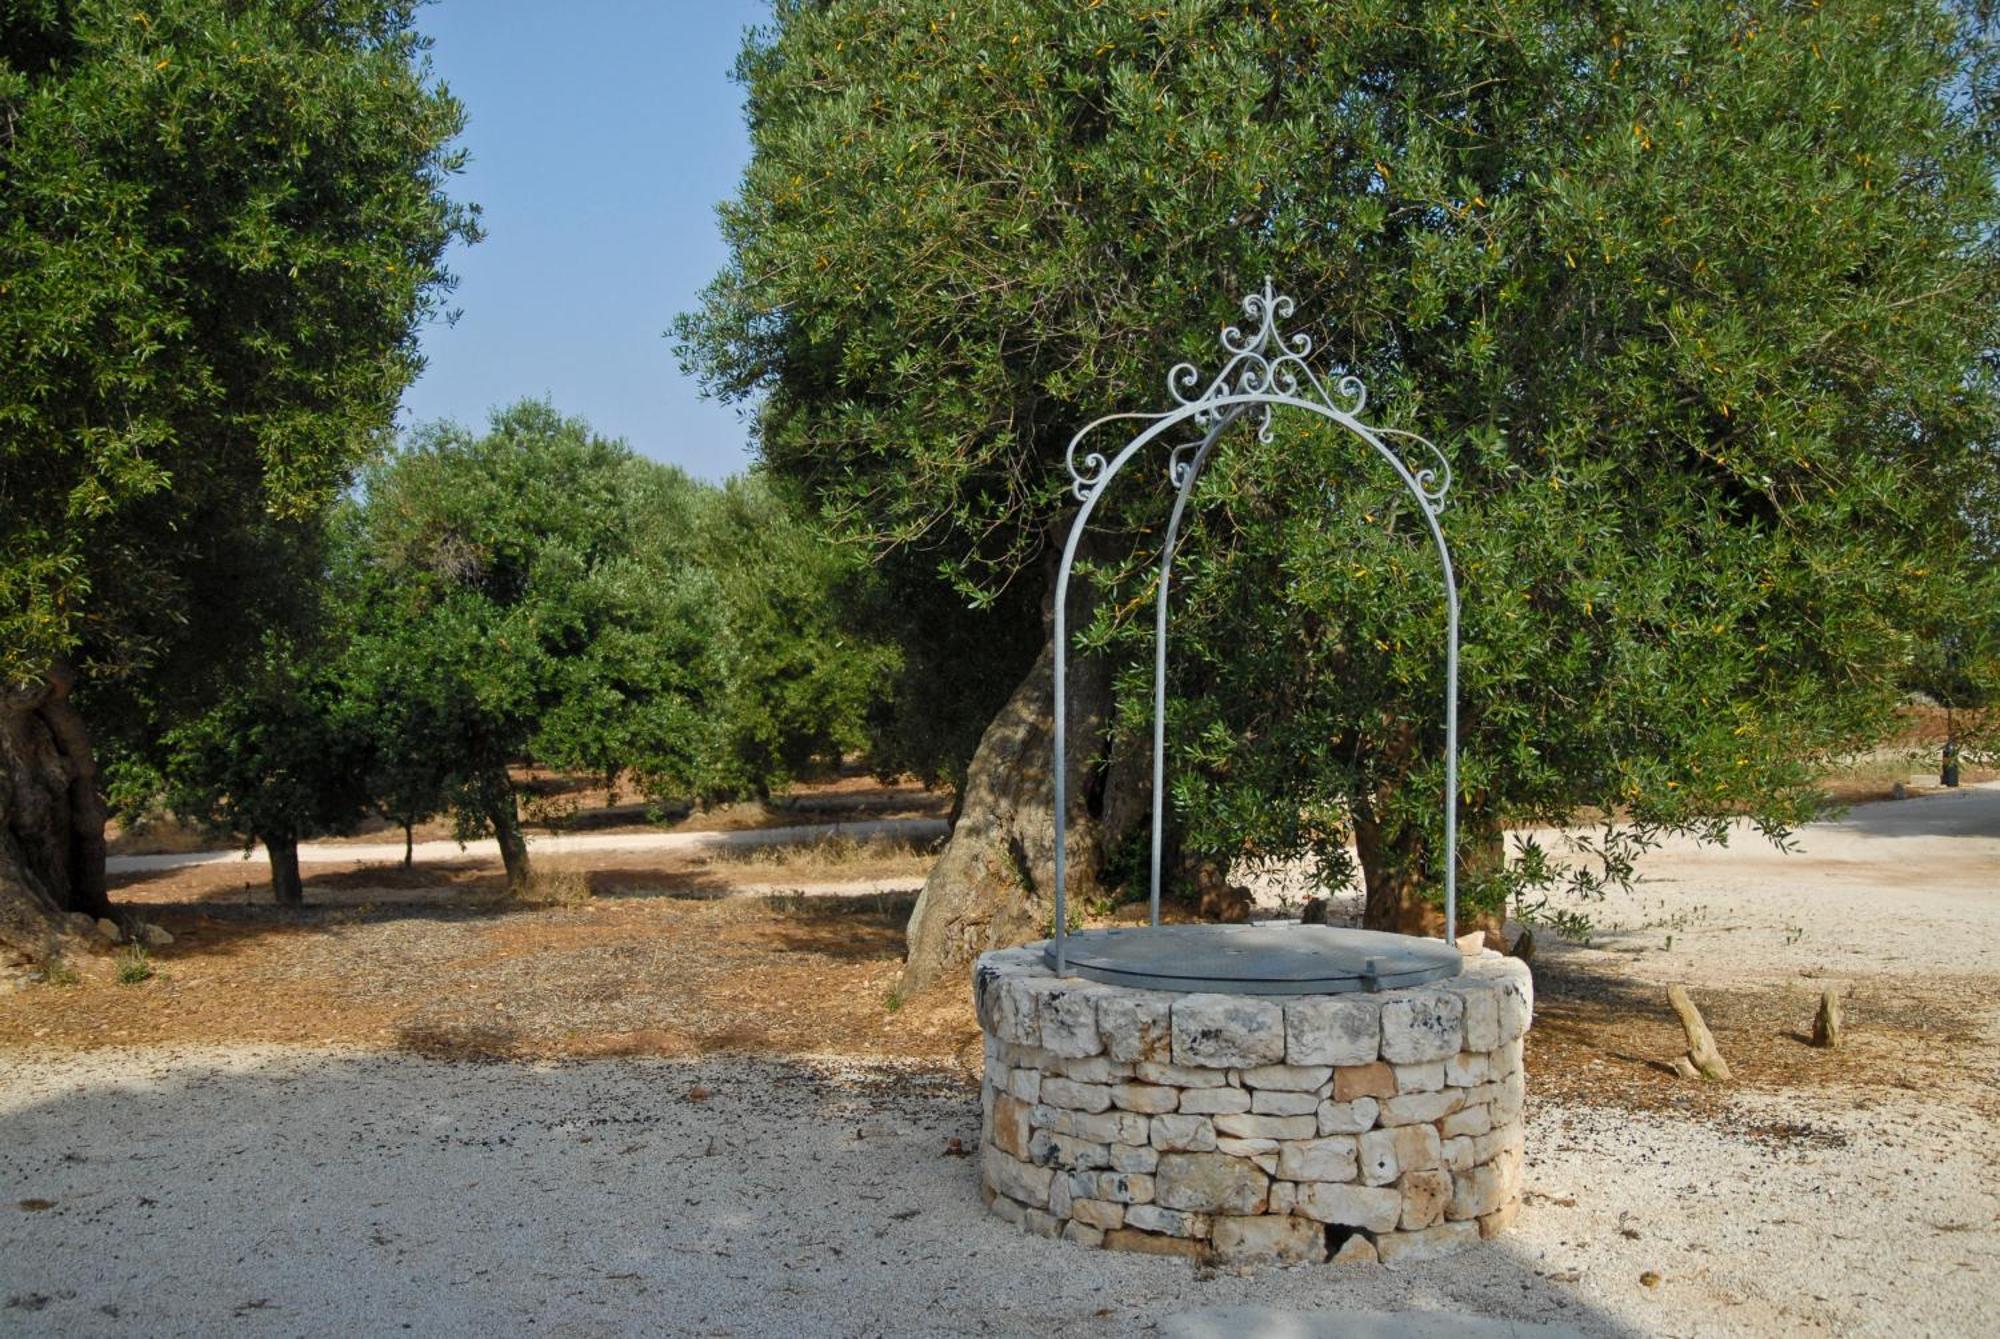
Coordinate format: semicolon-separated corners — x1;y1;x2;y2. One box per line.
1051;279;1461;973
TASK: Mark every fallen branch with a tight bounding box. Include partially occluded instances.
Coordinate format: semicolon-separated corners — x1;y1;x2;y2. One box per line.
1667;984;1731;1081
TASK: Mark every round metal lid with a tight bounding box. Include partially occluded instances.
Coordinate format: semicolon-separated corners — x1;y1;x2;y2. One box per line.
1044;923;1462;995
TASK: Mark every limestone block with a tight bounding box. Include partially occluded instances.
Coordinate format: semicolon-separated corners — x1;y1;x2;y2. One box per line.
1109;1142;1159;1174
1178;1086;1251;1115
1442;1104;1492;1139
1316;1097;1380;1136
1049;1170;1075;1219
1393;1061;1446;1094
1097;989;1176;1063
1444;1051;1489;1087
1276;1135;1359;1183
1399;1167;1452;1230
1110;1082;1178;1114
1471;1122;1524;1167
1495;974;1532;1044
1441;1135;1475;1172
1103;1228;1209;1259
1094;1171;1155;1205
1032;1105;1149;1146
1375;1219;1478;1265
992;1092;1032;1160
1492;1069;1526;1123
1285;996;1382;1067
1213;1112;1317;1141
1378;1088;1463;1127
1477;1197;1520;1239
1250;1089;1321;1117
994;976;1041;1047
1357;1128;1399;1186
1446;1162;1509;1221
1172;995;1286;1069
1125;1204;1213;1238
1135;1060;1227;1088
989;1194;1025;1227
1239;1063;1333;1091
1045;1055;1130;1084
1040;1077;1113;1113
1451;980;1501;1052
1070;1197;1125;1231
1150;1114;1218;1153
1214;1137;1279;1167
1038;984;1105;1059
1380;990;1464;1064
1332;1061;1398;1102
1389;1123;1442;1174
1006;1067;1041;1104
1028;1129;1110;1171
985;1144;1054;1206
1269;1181;1297;1217
1155;1152;1270;1215
1295;1181;1402;1232
1211;1215;1328;1265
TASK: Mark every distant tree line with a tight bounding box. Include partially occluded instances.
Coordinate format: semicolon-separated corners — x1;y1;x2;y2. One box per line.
111;401;897;902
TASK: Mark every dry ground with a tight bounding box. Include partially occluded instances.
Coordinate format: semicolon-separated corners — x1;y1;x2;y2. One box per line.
1;778;1996;1336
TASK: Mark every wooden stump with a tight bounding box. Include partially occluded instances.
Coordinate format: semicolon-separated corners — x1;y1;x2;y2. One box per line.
1667;984;1731;1081
1811;988;1843;1049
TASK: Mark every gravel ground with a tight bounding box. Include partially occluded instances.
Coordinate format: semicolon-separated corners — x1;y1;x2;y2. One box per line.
0;1045;1990;1338
2;786;1994;1337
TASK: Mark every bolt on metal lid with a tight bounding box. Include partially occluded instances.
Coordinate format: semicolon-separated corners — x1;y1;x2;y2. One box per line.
1044;923;1463;995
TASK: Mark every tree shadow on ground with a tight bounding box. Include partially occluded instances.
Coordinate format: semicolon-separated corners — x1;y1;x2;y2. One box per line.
0;1049;1645;1338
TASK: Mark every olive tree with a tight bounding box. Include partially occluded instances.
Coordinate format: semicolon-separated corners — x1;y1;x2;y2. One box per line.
680;0;2000;986
0;0;473;948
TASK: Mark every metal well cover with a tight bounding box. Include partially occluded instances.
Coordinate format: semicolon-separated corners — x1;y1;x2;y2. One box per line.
1045;923;1462;995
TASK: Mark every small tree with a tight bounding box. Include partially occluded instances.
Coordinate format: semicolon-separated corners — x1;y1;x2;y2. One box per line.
340;401;726;888
162;634;369;904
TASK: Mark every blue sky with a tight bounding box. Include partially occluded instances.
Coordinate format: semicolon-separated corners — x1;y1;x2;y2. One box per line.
401;2;767;480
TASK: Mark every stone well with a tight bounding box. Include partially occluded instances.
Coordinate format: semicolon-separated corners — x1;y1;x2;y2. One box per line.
972;941;1532;1266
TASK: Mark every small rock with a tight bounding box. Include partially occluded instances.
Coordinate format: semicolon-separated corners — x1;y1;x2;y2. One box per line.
1640;1270;1662;1288
1331;1232;1380;1266
135;923;174;949
94;918;122;944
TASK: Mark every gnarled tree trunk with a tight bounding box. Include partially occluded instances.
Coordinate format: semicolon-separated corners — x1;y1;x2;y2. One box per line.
0;660;113;955
901;626;1144;991
1353;798;1505;941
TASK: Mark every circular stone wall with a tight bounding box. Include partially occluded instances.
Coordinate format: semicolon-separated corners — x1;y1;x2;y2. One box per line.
972;940;1532;1267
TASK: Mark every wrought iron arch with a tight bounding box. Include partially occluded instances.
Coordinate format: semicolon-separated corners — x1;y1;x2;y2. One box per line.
1051;280;1462;974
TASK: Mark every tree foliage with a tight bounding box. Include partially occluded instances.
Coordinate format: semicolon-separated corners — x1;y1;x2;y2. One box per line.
161;629;369;904
683;0;2000;924
1;0;477;690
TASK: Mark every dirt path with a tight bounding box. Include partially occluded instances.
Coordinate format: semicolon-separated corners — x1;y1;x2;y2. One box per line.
106;815;950;874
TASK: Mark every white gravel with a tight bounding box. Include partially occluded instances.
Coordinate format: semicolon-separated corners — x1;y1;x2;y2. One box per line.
4;786;1994;1337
